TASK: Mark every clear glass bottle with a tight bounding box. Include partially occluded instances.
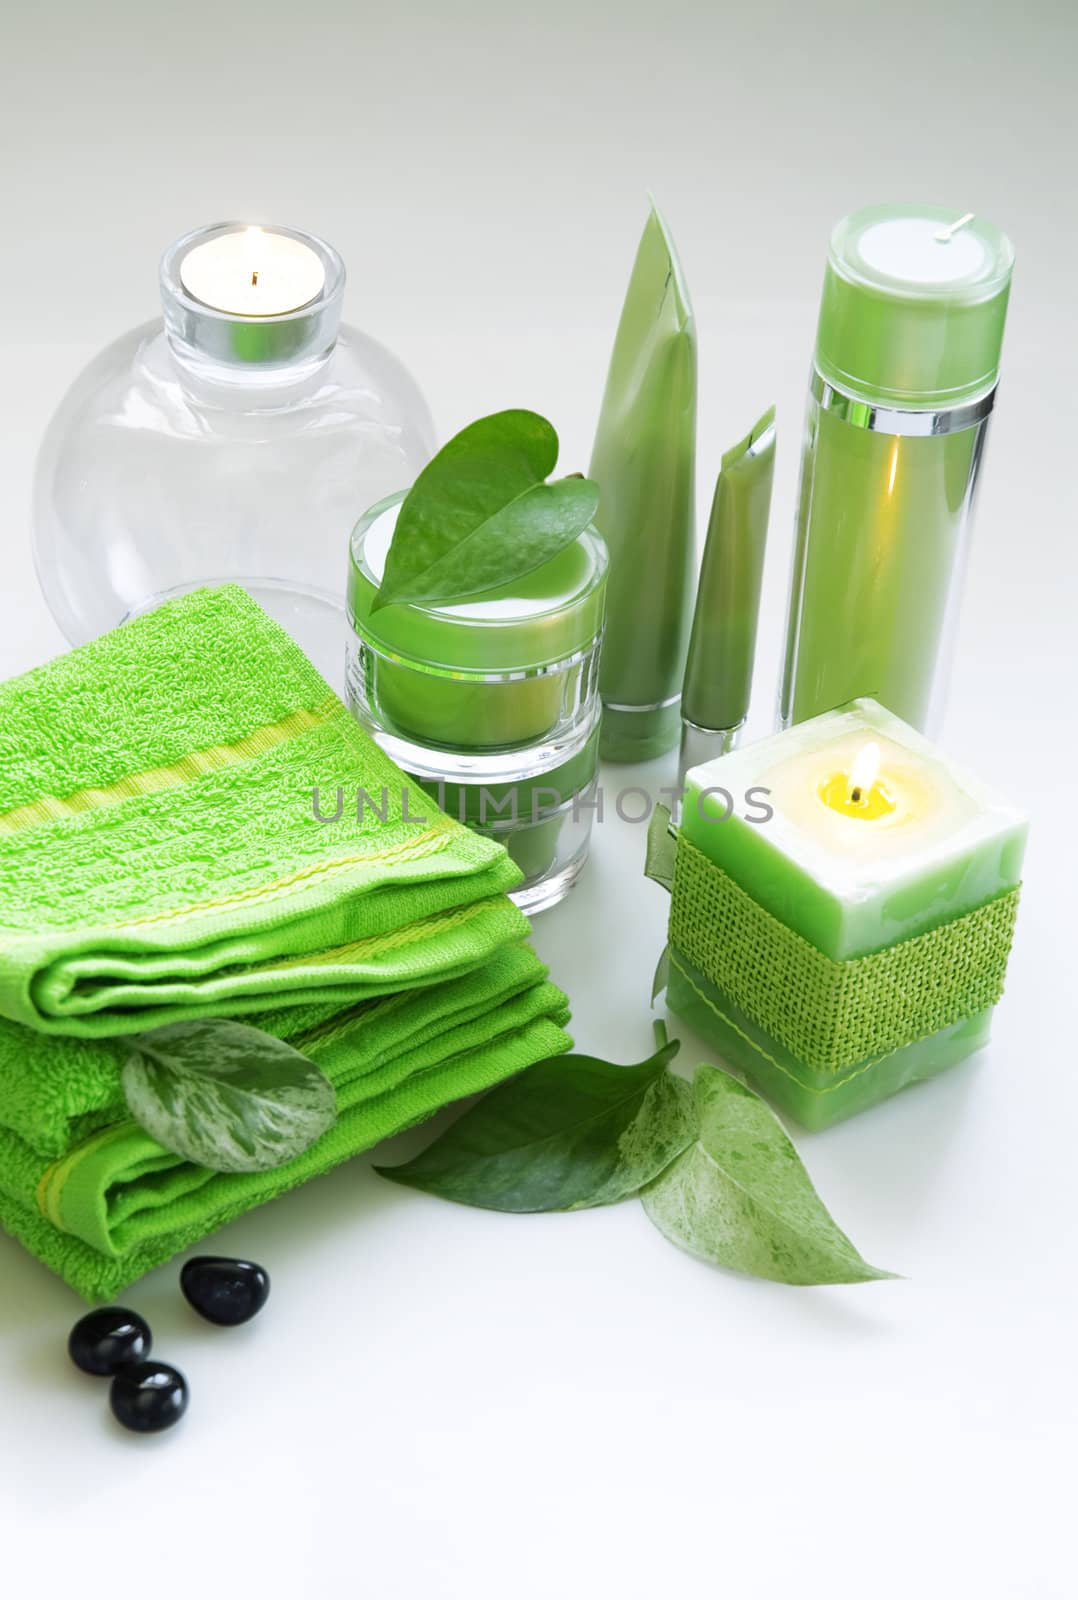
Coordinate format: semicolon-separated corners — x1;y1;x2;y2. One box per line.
33;223;435;686
347;493;608;914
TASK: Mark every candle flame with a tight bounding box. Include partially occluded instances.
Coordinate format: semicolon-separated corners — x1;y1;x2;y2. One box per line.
886;439;899;497
847;742;881;805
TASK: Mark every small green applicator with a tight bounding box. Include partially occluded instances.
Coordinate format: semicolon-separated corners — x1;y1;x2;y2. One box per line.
678;407;777;787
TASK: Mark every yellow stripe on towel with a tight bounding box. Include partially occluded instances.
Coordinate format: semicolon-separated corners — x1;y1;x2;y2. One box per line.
35;1123;133;1231
105;823;455;933
268;895;509;972
0;695;342;836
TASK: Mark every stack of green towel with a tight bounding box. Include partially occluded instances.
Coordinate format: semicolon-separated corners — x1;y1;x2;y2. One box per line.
0;587;570;1299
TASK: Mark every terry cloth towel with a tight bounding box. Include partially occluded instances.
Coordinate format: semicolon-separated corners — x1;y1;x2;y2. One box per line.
0;944;571;1300
0;586;529;1037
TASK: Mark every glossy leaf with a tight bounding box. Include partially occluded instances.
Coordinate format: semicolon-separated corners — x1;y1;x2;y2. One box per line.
642;1064;895;1285
374;409;600;610
375;1038;695;1212
122;1020;337;1174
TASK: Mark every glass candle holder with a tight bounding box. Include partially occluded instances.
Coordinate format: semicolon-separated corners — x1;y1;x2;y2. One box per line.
33;222;435;685
346;493;608;913
779;205;1014;734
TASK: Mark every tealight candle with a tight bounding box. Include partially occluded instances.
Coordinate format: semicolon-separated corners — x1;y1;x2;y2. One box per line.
179;225;326;316
667;698;1028;1127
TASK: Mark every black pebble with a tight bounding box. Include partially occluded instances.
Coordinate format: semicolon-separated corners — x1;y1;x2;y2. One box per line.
110;1361;188;1433
181;1255;270;1326
68;1306;152;1376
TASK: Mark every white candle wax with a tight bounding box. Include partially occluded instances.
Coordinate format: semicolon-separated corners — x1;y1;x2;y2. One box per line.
179;227;325;317
681;698;1028;960
856;213;989;285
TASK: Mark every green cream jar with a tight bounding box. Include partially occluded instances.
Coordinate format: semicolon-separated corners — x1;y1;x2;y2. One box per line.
346;492;608;911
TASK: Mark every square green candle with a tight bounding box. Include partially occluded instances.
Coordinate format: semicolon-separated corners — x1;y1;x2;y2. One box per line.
668;699;1027;1128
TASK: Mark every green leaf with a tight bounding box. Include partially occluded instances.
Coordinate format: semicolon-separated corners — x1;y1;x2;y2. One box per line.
642;1064;896;1285
373;409;600;611
121;1020;338;1174
644;802;677;893
651;944;671;1005
375;1037;695;1212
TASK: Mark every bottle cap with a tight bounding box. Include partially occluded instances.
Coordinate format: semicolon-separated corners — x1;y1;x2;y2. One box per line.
815;205;1014;408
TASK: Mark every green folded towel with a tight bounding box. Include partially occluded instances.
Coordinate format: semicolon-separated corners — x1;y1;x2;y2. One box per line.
0;944;570;1300
0;585;526;1037
0;585;574;1298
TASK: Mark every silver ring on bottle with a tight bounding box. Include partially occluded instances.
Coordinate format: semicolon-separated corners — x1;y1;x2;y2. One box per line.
809;367;997;437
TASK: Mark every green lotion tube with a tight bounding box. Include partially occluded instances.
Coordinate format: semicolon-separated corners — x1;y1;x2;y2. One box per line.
679;407;776;782
780;206;1014;733
589;205;697;762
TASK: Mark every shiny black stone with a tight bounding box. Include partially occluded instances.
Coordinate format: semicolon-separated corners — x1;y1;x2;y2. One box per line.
68;1306;152;1376
110;1361;188;1433
180;1255;270;1326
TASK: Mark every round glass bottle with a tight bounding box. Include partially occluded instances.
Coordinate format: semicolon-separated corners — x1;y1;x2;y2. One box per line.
347;493;608;913
33;223;435;686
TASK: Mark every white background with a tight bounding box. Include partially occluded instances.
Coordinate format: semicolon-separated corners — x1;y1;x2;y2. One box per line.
1;3;1076;1596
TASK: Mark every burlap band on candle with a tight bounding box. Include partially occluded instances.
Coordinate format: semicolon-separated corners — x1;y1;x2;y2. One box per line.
669;836;1020;1074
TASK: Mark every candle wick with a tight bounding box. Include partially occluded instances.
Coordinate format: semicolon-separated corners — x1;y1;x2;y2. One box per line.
850;786;863;805
251;270;259;287
934;211;975;243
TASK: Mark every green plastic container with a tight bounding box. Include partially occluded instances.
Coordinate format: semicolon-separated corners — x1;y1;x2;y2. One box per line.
346;493;608;913
781;205;1014;733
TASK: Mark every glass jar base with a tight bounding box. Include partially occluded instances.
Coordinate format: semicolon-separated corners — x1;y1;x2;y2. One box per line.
508;840;589;915
345;685;600;916
478;785;596;914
